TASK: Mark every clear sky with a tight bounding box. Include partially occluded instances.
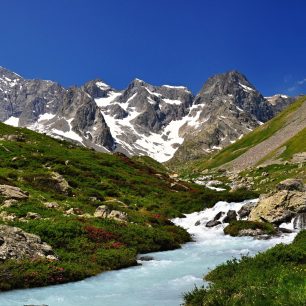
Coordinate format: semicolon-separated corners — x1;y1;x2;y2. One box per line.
1;0;305;96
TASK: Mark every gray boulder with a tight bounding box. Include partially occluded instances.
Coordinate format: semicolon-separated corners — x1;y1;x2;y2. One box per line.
206;220;221;228
0;225;57;261
223;210;237;223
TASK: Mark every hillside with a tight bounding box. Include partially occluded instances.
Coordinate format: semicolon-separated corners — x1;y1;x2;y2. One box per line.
0;122;254;291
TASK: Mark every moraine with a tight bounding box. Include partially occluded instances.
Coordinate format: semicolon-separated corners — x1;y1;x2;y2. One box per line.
0;200;297;306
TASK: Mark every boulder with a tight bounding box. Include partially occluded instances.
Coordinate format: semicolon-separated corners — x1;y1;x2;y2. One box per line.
51;172;70;193
278;227;293;234
0;225;57;261
237;229;264;236
277;179;305;192
249;189;306;224
26;212;42;220
108;210;128;222
0;211;17;222
44;201;59;209
94;205;110;218
223;210;237;223
213;211;225;221
206;220;221;228
194;220;201;226
65;207;83;215
94;205;127;222
238;202;257;218
0;185;28;200
139;255;154;261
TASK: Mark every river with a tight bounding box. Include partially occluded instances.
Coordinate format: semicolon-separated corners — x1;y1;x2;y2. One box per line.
0;199;296;306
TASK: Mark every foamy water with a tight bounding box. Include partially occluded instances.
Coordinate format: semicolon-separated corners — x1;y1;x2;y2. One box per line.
0;200;297;306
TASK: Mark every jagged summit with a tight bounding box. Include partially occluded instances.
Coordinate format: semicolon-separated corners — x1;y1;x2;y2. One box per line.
0;66;295;163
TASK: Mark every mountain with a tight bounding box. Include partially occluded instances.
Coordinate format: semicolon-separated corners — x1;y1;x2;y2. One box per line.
0;67;295;163
184;96;306;195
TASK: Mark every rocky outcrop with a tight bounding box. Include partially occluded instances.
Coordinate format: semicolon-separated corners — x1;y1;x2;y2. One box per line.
0;185;28;200
51;172;70;194
0;225;57;261
249;179;306;225
94;205;127;222
276;179;305;192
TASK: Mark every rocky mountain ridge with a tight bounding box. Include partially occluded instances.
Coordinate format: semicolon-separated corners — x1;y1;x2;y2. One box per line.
0;67;294;162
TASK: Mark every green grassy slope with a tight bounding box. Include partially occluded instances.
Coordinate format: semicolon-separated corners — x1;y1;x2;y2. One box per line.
0;122;255;291
180;96;306;173
184;230;306;306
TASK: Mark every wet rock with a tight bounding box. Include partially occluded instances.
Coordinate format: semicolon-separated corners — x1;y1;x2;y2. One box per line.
206;220;221;228
213;211;225;221
293;213;306;229
278;227;293;233
194;220;201;226
237;229;264;237
0;225;57;261
0;185;28;200
223;210;237;223
238;202;257;218
139;255;154;261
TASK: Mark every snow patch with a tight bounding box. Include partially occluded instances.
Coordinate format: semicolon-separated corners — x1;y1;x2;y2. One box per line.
4;116;19;127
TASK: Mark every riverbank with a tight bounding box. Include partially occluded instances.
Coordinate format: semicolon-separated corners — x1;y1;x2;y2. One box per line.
0;199;298;306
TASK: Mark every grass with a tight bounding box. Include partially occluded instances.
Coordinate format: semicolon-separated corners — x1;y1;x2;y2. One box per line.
0;122;256;291
177;96;306;173
183;230;306;306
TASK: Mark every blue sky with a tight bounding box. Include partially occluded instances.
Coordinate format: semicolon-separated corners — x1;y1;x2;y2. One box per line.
1;0;305;96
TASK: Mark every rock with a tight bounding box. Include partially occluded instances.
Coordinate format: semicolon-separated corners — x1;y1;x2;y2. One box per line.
108;210;128;222
94;205;110;218
26;212;42;220
51;172;70;193
237;229;264;236
238;202;257;218
170;182;190;191
0;211;17;222
0;185;28;199
139;255;154;261
65;207;83;215
0;225;57;261
2;199;18;207
6;134;26;142
206;220;221;227
94;205;127;222
278;227;293;233
213;211;225;221
223;210;237;223
249;189;306;225
277;179;305;192
194;220;201;226
293;213;306;229
44;201;59;209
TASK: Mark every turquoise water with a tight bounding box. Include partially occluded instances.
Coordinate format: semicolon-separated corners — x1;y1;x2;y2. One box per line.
0;200;296;306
